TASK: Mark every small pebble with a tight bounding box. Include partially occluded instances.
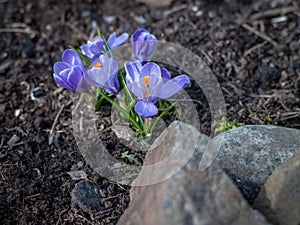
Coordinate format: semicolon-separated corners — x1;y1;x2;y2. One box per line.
192;5;199;12
14;109;21;117
7;134;21;146
103;15;116;24
134;15;146;24
292;61;300;69
271;16;288;23
21;38;35;55
71;161;84;171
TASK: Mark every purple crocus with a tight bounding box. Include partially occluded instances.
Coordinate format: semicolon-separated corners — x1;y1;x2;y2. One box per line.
80;36;104;60
132;28;158;62
125;61;190;118
84;53;120;95
81;32;129;61
53;49;85;91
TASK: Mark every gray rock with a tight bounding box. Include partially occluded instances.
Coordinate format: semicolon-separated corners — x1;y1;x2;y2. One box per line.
71;181;104;214
214;125;300;202
254;151;300;225
118;122;270;225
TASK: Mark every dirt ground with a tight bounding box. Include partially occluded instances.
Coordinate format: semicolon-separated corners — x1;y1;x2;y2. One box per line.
0;0;299;224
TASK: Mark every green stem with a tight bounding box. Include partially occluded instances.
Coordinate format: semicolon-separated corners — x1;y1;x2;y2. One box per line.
98;91;143;132
144;118;151;136
119;74;135;108
95;96;105;109
97;28;113;58
149;102;177;134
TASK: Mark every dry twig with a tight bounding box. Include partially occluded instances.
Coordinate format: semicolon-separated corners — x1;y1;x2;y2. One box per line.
164;5;186;16
242;23;279;47
250;6;299;20
50;104;65;136
243;41;267;57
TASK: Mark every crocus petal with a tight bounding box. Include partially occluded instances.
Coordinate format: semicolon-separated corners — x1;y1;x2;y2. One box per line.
132;29;157;62
90;41;104;55
75;78;90;93
84;54;120;95
132;28;147;42
53;49;86;91
134;101;158;118
98;54;110;71
156;75;190;99
136;38;157;62
125;60;143;85
104;57;120;94
53;73;74;90
129;82;145;100
80;36;104;59
160;68;171;81
171;75;190;89
108;32;129;50
109;57;119;77
107;32;116;47
84;67;107;87
105;71;120;95
132;29;147;56
67;66;84;88
140;62;161;78
53;62;69;75
62;49;84;70
80;44;93;58
148;76;164;102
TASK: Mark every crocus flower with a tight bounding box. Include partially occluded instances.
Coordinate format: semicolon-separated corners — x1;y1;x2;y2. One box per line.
53;49;85;91
84;53;120;95
125;61;190;118
80;36;104;60
81;32;129;61
132;28;158;62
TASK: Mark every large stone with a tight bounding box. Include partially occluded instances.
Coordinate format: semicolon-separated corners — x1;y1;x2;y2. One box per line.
118;122;270;225
214;125;300;202
254;151;300;225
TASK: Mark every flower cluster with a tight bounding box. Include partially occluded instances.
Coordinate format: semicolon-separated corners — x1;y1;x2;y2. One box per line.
53;28;190;136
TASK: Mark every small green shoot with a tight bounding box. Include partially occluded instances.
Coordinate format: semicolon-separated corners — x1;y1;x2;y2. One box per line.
215;118;244;134
265;113;272;122
120;151;142;166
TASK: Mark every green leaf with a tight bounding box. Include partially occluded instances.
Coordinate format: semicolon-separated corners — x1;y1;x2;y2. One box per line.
149;101;177;134
121;151;129;158
97;28;113;58
97;90;143;132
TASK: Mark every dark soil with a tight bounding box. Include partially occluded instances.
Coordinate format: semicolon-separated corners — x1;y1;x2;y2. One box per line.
0;0;299;224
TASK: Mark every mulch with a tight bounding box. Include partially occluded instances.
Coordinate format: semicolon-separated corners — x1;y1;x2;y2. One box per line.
0;0;299;224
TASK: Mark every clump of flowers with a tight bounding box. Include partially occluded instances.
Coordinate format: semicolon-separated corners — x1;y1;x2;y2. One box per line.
53;28;190;138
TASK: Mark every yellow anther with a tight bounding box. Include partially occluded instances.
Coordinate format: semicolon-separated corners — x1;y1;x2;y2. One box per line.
142;76;151;100
93;62;102;68
142;76;150;86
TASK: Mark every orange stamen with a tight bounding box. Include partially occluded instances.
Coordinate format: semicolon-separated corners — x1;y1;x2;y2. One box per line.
142;76;151;100
93;62;102;68
142;76;150;86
